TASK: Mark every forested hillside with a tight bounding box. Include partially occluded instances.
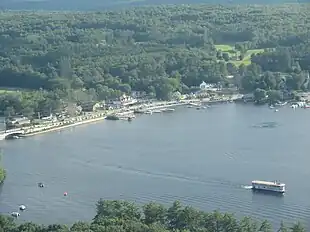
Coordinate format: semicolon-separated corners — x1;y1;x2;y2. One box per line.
0;0;307;11
0;200;306;231
0;4;309;115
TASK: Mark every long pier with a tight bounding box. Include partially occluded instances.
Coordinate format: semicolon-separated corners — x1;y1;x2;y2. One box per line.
0;128;25;140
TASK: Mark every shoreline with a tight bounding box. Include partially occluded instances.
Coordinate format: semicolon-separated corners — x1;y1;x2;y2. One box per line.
22;115;107;137
20;101;183;138
7;99;233;139
22;100;191;137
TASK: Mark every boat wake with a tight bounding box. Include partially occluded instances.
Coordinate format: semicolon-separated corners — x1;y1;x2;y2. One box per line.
241;185;253;190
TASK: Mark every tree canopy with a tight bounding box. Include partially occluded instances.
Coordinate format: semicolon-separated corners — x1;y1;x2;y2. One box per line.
0;199;306;232
0;151;5;184
1;0;308;11
0;166;5;184
0;3;309;115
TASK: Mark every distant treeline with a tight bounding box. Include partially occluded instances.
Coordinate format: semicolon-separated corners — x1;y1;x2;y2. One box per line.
0;0;307;10
0;3;310;115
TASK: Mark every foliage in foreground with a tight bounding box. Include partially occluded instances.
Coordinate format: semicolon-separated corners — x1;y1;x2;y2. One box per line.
0;155;5;183
0;200;306;232
0;168;5;184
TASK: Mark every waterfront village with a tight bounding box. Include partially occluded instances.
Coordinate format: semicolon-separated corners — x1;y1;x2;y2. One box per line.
2;81;310;140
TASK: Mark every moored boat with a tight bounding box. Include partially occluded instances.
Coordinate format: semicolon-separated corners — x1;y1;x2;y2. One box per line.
251;180;285;194
152;110;162;113
144;110;152;114
106;115;120;120
11;212;20;217
303;104;310;109
162;108;175;112
275;101;287;106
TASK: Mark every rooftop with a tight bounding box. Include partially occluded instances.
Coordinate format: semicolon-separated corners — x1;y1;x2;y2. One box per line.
252;180;285;187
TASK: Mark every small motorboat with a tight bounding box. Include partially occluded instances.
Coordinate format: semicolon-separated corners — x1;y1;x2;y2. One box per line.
11;212;20;217
19;205;26;211
144;110;152;114
38;182;44;188
152;110;162;113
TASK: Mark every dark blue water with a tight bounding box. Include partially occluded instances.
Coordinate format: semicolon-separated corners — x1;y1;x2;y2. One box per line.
0;103;309;229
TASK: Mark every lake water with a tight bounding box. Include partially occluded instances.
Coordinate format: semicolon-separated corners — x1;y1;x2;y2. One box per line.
0;103;310;229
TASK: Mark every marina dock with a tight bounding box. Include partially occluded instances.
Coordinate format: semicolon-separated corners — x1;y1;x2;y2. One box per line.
0;98;237;140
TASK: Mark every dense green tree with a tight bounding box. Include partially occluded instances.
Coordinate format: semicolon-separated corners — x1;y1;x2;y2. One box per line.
290;222;306;232
278;222;289;232
167;201;183;229
0;200;306;232
259;220;273;232
267;90;283;104
143;202;167;225
95;200;141;221
0;154;5;184
70;221;92;232
0;3;309;113
223;53;230;62
16;222;43;232
254;88;267;104
238;217;258;232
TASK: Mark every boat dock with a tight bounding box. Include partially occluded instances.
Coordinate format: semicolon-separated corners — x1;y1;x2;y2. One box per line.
0;97;236;140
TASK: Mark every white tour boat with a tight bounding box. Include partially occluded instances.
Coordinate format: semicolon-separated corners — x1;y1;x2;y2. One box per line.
251;180;285;194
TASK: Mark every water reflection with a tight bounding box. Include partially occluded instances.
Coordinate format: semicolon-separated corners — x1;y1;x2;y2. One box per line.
252;121;279;128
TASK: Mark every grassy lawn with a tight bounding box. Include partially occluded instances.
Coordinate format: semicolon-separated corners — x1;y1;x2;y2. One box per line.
231;48;265;66
214;44;234;52
215;44;265;66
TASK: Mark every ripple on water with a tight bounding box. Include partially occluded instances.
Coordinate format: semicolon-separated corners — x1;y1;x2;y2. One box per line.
1;105;310;229
252;121;279;129
94;165;309;228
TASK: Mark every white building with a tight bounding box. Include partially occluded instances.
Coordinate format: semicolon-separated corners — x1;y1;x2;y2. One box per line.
131;91;146;99
226;75;234;79
41;114;58;122
199;81;208;89
172;91;182;100
112;94;138;107
199;81;216;90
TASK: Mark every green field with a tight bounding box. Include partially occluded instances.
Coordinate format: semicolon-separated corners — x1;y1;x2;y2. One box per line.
214;44;235;52
232;49;264;66
215;44;264;66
